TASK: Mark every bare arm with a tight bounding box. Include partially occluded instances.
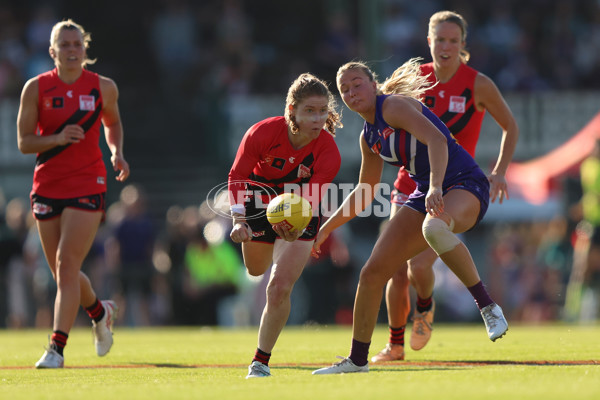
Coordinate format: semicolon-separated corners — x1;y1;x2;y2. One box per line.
313;134;383;255
100;75;129;182
17;78;85;154
475;73;519;203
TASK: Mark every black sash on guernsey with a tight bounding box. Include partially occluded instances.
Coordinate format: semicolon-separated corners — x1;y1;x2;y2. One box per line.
438;87;475;136
36;88;101;166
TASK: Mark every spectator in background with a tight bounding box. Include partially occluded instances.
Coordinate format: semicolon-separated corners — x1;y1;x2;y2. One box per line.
181;222;243;325
107;184;156;326
16;19;129;368
566;139;600;320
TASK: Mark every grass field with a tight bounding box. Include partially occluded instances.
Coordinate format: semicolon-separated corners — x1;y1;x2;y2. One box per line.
1;323;599;400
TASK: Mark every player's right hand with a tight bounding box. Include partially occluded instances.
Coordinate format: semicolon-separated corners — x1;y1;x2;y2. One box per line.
230;221;252;243
312;228;330;258
56;124;85;145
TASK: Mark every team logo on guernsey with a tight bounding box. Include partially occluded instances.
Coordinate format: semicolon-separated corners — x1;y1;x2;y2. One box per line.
32;202;52;215
370;139;382;155
424;96;435;108
297;164;311;178
381;127;394;139
79;95;95;111
271;157;286;170
43;97;63;109
449;96;466;113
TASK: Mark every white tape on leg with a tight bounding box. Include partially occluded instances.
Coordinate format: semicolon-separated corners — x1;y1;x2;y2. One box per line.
422;217;459;255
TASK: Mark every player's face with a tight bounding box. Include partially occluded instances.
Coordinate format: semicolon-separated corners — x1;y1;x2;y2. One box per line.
50;29;86;70
428;21;463;68
293;95;329;138
337;69;376;114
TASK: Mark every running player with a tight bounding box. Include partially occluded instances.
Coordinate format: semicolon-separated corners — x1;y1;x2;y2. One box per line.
312;59;508;375
372;10;519;362
228;73;342;378
17;19;129;368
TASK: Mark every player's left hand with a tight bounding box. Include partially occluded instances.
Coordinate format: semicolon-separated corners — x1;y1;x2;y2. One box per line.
272;224;303;242
425;186;444;216
111;154;130;182
488;172;509;204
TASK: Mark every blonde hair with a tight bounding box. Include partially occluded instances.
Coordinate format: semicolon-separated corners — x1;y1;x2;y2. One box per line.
337;59;434;101
285;73;342;136
429;10;470;64
50;19;96;67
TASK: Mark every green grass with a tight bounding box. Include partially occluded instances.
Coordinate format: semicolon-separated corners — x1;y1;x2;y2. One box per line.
1;323;599;400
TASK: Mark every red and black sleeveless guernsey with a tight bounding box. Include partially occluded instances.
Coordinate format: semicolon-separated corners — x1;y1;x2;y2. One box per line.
393;62;486;195
228;116;341;209
34;68;106;198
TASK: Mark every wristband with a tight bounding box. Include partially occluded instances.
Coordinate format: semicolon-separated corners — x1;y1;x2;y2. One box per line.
230;204;246;217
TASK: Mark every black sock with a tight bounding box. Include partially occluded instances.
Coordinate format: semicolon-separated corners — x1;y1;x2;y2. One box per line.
416;295;433;313
252;348;271;366
85;298;105;323
389;326;405;346
349;338;370;366
51;330;68;356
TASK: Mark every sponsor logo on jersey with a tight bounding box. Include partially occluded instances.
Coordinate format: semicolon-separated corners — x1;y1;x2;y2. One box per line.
297;164;311;178
32;202;52;215
97;176;105;184
271;157;286;170
43;97;63;109
79;95;95;111
370;139;382;155
67;90;73;98
289;157;295;163
449;96;466;113
424;96;435;108
381;127;394;139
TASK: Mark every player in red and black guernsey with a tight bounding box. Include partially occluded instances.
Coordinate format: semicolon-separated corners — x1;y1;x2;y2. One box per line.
228;73;341;378
17;19;129;368
371;10;519;362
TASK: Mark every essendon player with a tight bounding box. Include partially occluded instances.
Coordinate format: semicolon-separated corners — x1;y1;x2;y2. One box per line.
17;19;129;368
369;11;520;362
228;73;341;378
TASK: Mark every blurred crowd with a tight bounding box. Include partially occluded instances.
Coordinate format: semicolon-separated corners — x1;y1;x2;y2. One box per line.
2;0;600;329
0;183;359;328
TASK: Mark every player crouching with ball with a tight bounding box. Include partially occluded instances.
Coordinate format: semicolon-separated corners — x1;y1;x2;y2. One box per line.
228;73;342;378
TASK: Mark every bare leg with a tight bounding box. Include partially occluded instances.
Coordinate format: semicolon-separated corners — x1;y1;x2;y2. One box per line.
36;208;102;334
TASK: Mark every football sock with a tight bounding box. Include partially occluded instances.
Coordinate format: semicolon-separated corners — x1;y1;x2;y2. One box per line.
252;348;271;366
467;281;493;310
416;295;433;313
349;338;370;366
85;298;105;323
389;325;405;346
51;330;68;356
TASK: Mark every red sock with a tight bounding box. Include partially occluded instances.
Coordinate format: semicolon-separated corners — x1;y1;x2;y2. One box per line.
416;295;433;313
252;348;271;366
51;330;68;356
389;325;405;346
85;298;105;323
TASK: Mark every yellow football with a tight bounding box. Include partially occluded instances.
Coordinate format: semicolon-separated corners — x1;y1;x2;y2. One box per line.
266;193;312;231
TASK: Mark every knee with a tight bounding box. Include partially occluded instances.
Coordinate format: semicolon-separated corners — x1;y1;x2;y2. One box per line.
265;276;293;304
359;260;389;289
422;217;461;256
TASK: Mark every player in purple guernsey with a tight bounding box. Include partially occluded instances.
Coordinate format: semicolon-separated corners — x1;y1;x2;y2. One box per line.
312;59;507;375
